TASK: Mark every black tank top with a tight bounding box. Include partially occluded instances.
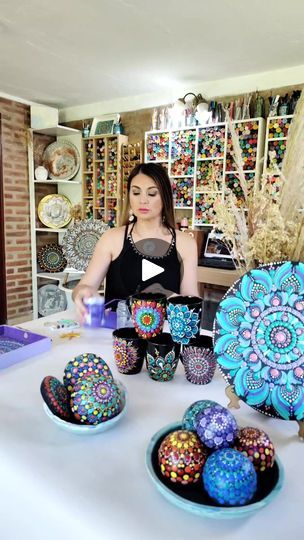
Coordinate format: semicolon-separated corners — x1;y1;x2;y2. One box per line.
105;224;181;305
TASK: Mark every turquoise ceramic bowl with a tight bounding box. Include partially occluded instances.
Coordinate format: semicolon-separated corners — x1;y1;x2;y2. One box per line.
43;380;127;435
146;422;284;519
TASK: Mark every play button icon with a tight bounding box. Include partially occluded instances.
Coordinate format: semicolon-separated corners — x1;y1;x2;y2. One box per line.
142;259;164;281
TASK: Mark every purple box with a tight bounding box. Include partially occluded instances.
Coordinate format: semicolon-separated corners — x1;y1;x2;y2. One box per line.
0;325;52;369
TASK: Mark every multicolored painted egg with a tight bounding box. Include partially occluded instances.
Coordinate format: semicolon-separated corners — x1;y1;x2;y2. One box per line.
64;352;113;392
203;448;257;506
196;403;238;449
234;426;275;471
70;376;122;425
158;430;208;485
40;375;72;421
182;400;220;432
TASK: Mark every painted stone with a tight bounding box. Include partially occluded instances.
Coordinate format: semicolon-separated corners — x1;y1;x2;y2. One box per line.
196;403;238;449
70;376;122;425
64;352;113;392
234;426;275;471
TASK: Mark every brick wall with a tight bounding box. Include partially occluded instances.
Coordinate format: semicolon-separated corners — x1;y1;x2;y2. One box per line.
0;98;32;323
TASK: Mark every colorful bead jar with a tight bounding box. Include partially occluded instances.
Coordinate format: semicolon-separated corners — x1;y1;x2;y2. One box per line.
234;426;275;471
158;430;208;485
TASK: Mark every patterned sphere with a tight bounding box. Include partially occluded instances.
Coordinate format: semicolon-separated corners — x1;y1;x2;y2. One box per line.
196;403;238;449
64;352;113;392
40;375;72;421
203;448;257;506
234;426;275;471
70;376;122;424
158;430;208;485
182;400;220;432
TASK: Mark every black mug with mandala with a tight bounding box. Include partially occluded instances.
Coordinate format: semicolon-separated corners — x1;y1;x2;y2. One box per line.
112;328;147;375
166;295;203;345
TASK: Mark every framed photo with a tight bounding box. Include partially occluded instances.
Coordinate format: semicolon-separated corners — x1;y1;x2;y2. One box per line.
89;115;117;136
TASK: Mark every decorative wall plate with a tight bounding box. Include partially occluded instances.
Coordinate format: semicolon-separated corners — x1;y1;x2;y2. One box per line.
213;261;304;421
42;140;80;180
37;243;67;273
62;220;109;271
37;194;72;229
38;284;67;317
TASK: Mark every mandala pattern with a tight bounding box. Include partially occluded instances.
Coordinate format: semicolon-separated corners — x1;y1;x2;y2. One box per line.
167;304;201;345
131;300;165;339
37;243;67;273
70;376;122;424
40;375;72;421
146;350;179;381
63;353;113;392
195;403;238;449
0;338;22;354
234;426;275;472
203;448;257;506
213;261;304;420
182;400;220;432
62;220;109;271
113;337;141;374
182;346;216;384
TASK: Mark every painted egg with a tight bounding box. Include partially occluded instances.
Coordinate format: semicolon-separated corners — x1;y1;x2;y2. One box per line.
203;448;257;506
70;376;122;425
158;430;208;485
64;352;113;392
40;375;72;421
234;426;275;471
182;400;220;432
196;403;238;449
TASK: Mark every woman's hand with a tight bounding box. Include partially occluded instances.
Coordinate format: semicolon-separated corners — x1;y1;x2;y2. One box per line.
73;285;96;322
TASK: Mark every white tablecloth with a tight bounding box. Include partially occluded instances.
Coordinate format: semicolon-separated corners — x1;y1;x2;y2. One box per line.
0;310;302;540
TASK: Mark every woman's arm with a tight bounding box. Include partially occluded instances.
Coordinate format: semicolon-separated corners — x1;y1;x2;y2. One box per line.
176;231;200;297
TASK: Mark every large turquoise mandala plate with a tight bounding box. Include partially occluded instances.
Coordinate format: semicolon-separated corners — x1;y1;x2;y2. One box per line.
213;261;304;421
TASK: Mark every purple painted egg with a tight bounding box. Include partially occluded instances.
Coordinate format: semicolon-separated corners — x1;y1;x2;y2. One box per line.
64;352;113;392
158;430;208;485
182;400;220;432
40;375;72;421
234;426;275;471
203;448;257;506
196;403;238;449
70;376;122;425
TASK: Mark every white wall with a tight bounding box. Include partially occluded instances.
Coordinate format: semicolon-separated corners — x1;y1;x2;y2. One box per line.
59;64;304;122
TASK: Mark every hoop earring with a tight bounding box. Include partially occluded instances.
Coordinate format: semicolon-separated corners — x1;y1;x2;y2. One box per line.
129;210;135;223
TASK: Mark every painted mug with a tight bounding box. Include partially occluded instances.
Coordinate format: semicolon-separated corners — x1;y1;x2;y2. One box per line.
146;332;180;382
112;327;147;375
129;293;166;339
166;295;203;345
181;335;216;385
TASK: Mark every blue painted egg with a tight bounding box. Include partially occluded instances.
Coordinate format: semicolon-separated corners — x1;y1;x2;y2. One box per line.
182;400;220;432
70;376;122;425
196;403;238;449
203;448;257;506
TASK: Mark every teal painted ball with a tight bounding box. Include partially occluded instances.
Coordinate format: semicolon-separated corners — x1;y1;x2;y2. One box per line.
70;376;122;425
203;448;257;506
182;400;220;432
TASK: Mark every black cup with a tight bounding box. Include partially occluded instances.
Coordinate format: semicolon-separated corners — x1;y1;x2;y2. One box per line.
129;293;167;339
166;295;203;345
112;327;147;375
146;332;180;382
181;335;216;385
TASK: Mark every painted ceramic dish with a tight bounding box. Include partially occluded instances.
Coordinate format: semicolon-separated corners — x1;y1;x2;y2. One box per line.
37;194;72;229
213;261;304;420
43;140;80;180
146;422;284;519
43;380;127;434
37;243;67;272
38;284;67;317
61;220;109;271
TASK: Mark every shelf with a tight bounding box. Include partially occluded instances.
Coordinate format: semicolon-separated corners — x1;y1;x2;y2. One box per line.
197;157;224;162
32;125;80;136
145;160;168;164
37;269;84;280
195;190;223;194
83;170;93;174
34;179;81;185
35;228;70;233
174;206;193;210
170;175;194;178
267;136;288;141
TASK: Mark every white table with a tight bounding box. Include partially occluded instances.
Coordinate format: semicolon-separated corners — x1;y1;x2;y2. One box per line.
0;310;302;540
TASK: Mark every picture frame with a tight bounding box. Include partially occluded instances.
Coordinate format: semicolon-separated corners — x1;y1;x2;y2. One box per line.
89;114;117;136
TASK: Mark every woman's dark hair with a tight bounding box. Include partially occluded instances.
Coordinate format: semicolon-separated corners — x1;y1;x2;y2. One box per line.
122;163;175;230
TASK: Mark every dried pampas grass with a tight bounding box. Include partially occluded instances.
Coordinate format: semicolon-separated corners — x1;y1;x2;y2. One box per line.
213;92;304;271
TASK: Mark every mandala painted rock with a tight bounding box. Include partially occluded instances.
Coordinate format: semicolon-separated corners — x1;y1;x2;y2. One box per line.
196;403;238;449
182;400;220;432
203;448;257;506
40;375;72;421
70;376;122;425
234;426;275;472
213;261;304;421
63;353;113;392
158;430;208;485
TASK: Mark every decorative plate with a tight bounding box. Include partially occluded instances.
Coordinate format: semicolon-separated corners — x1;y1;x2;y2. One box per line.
146;422;284;520
38;284;67;317
42;140;80;180
62;219;109;271
37;243;67;273
213;261;304;421
43;380;127;434
37;194;72;229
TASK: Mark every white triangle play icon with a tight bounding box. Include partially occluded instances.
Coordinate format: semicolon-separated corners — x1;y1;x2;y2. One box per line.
142;259;164;282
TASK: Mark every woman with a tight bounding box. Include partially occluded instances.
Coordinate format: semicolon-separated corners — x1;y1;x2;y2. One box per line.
73;163;199;318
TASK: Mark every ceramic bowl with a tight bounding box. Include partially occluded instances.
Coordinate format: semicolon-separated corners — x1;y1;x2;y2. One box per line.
43;380;127;434
146;422;284;519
